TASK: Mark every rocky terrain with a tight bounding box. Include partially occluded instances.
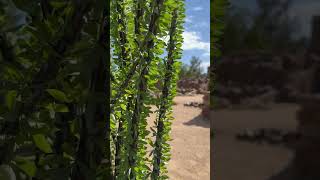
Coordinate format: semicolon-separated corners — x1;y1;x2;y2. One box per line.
212;52;320;109
177;77;208;95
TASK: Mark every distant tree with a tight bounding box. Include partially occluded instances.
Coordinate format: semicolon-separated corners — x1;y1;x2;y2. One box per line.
223;0;305;53
248;0;294;51
179;63;190;78
223;6;250;53
179;56;203;79
189;56;203;77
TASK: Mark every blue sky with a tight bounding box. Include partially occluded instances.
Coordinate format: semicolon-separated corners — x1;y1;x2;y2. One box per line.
182;0;210;72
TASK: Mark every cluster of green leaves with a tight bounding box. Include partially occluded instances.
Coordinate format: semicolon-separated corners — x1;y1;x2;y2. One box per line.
210;0;228;108
0;0;111;179
111;0;185;179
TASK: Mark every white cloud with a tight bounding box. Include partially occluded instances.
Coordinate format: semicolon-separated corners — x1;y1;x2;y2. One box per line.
193;6;203;11
182;31;210;53
202;52;210;57
196;21;209;28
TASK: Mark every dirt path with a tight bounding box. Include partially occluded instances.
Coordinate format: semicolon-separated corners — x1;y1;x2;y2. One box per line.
166;95;210;180
210;104;299;180
148;95;209;179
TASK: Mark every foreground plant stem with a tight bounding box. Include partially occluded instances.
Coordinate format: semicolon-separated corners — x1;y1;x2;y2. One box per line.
128;0;165;179
151;8;178;179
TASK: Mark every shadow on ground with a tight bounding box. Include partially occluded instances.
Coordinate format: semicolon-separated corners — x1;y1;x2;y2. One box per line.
183;114;210;128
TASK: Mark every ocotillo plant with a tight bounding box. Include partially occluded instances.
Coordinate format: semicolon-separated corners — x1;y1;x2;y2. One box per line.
111;0;185;179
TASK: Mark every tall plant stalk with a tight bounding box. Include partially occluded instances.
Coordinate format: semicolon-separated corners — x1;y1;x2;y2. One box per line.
151;4;184;178
111;0;185;179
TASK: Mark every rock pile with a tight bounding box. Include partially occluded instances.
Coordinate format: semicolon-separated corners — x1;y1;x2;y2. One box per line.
212;52;320;108
177;77;208;95
183;102;204;108
235;128;300;146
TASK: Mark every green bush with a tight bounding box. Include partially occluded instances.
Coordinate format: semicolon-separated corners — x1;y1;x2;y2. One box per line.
179;56;205;79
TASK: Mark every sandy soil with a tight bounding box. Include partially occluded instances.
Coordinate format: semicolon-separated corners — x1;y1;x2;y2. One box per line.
147;97;299;180
210;103;300;180
148;95;210;180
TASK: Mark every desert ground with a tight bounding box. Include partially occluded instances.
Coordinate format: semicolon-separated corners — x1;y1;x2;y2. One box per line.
211;103;299;180
148;94;210;180
148;95;299;180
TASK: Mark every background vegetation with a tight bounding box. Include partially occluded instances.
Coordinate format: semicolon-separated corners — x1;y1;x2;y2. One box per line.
179;56;206;80
223;0;307;54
